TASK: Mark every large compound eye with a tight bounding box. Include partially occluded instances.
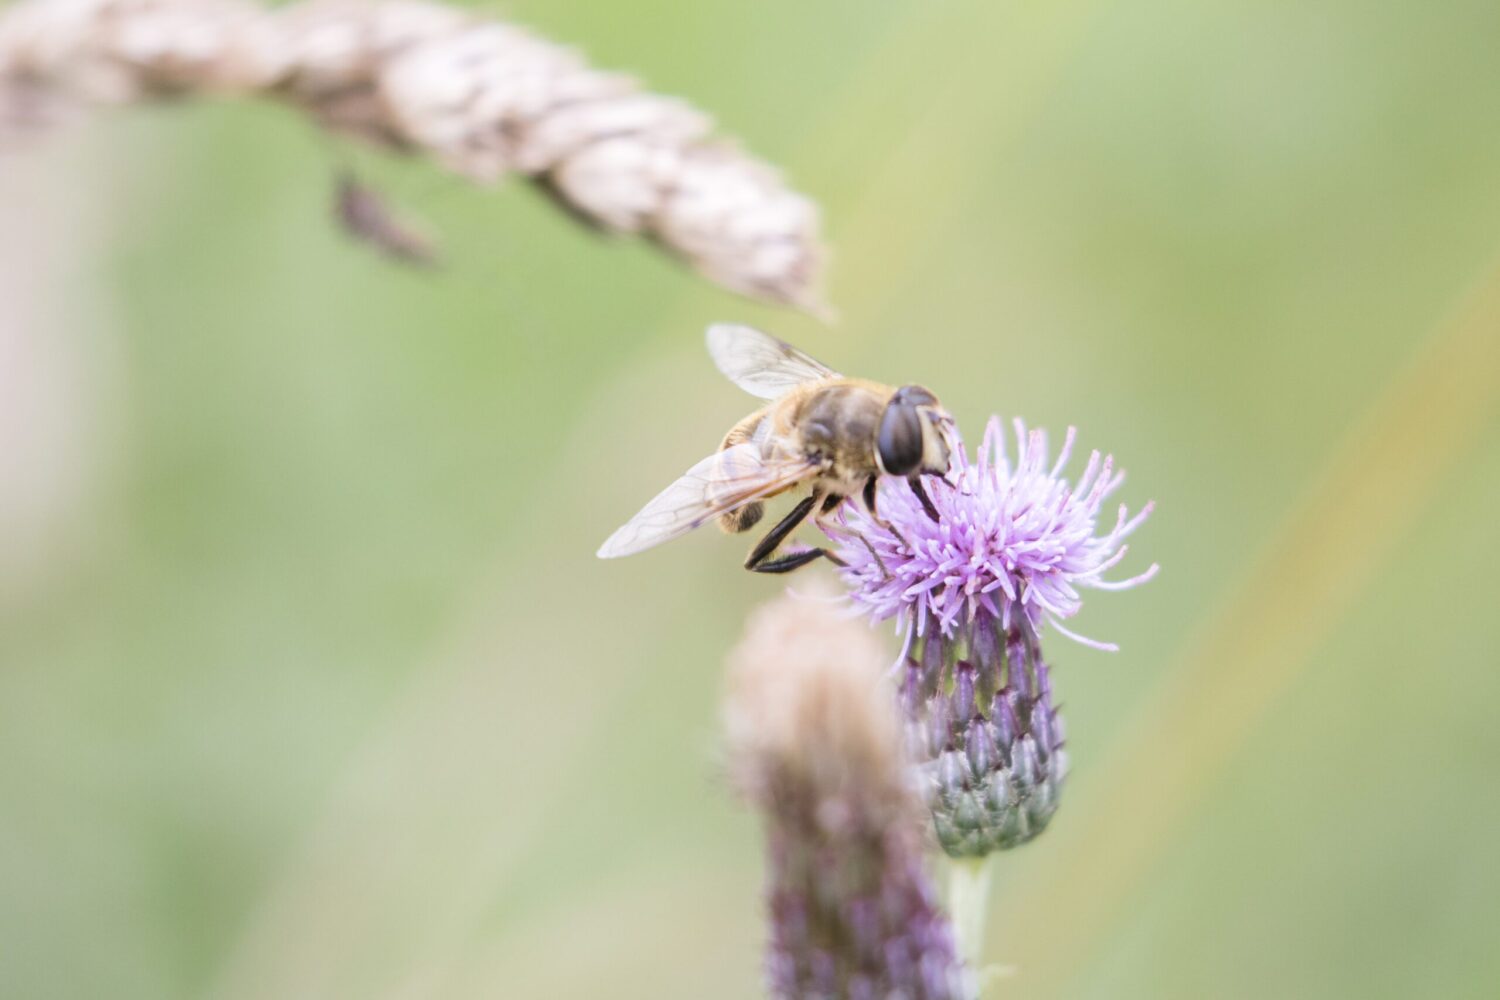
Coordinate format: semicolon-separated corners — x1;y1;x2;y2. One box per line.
877;397;925;476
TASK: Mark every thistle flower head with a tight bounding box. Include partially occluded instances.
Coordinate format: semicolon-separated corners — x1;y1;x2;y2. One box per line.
726;589;972;1000
824;415;1157;858
831;416;1158;651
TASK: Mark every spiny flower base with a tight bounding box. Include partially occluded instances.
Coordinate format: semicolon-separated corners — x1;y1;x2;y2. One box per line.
904;618;1068;857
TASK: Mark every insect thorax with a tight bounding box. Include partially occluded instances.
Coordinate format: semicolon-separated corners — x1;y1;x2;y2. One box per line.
785;381;889;484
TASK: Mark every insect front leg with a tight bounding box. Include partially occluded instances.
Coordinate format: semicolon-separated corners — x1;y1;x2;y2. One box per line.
908;475;941;523
813;493;852;569
822;479;892;580
861;476;910;549
746;493;840;574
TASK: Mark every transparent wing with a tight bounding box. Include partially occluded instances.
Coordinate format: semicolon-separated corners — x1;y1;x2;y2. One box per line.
705;323;839;400
597;442;816;558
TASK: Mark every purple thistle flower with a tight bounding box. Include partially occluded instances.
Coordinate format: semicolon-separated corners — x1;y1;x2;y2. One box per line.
825;416;1156;857
831;416;1157;650
726;591;973;1000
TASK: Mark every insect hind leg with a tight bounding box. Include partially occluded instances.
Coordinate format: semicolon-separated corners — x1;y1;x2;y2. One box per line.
750;547;827;574
746;493;842;574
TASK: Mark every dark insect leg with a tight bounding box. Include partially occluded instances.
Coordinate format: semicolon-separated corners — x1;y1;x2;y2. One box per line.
909;475;941;523
746;494;823;572
813;494;853;566
856;533;888;578
816;493;854;567
861;475;909;548
816;490;887;579
750;548;828;574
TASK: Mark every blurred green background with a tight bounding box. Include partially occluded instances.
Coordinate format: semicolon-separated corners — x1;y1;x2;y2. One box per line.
3;0;1500;997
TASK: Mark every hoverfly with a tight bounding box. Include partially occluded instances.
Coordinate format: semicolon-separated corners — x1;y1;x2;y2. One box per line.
596;324;955;573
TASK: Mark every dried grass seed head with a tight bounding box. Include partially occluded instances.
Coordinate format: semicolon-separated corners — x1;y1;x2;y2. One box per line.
0;0;827;307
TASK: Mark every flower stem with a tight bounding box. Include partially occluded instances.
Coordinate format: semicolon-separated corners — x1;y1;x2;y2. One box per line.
946;855;994;985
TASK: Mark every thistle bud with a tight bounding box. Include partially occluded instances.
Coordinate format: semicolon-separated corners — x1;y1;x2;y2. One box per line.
726;591;971;1000
911;620;1068;856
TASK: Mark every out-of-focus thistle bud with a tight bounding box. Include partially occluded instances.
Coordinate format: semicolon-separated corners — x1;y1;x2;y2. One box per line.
726;590;972;1000
827;417;1157;858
